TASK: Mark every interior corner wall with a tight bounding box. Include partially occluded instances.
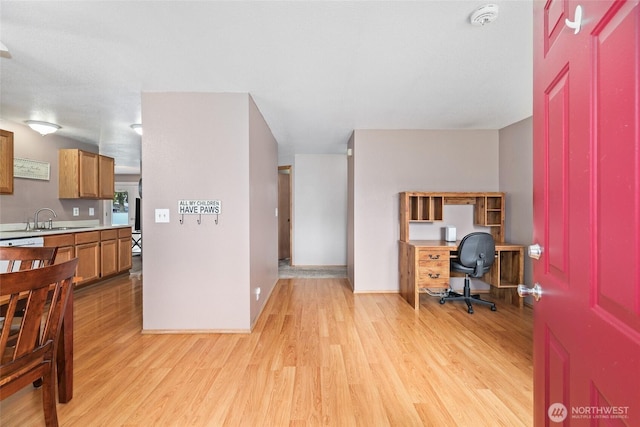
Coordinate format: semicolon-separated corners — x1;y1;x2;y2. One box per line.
293;154;347;266
350;129;499;293
347;132;355;289
141;92;251;331
248;96;279;326
499;116;533;290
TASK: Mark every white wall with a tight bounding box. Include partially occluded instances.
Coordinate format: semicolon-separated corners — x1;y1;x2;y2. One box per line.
348;129;499;292
499;116;533;289
142;92;277;332
293;154;347;266
249;97;279;325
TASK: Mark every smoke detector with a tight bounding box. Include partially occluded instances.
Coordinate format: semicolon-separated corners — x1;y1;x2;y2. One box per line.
470;4;499;26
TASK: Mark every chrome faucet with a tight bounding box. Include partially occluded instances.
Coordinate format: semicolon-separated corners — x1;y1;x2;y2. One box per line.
34;208;57;229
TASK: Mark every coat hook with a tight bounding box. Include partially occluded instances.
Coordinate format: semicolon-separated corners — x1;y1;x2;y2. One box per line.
197;214;202;224
180;214;184;225
565;5;582;34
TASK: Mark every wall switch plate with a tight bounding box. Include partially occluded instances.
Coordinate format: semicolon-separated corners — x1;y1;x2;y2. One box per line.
155;209;170;223
73;207;79;216
89;207;95;216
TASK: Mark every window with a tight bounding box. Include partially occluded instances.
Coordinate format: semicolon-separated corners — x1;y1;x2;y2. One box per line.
112;191;129;225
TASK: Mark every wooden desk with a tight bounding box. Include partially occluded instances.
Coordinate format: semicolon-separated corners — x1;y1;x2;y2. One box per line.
399;240;524;310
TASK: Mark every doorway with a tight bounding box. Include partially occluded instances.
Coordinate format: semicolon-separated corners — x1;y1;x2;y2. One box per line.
278;166;292;265
110;182;141;256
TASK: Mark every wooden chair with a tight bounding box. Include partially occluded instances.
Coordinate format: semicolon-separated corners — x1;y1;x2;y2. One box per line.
0;258;78;427
0;246;58;273
0;246;60;328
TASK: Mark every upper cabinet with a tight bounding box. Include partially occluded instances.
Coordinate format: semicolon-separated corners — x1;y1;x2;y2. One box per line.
0;129;14;194
98;155;114;199
59;149;114;199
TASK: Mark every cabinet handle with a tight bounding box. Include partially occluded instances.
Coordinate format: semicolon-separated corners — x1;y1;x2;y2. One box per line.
428;273;440;279
428;254;440;260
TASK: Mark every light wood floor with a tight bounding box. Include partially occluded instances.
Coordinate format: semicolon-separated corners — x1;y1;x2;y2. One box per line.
1;264;533;426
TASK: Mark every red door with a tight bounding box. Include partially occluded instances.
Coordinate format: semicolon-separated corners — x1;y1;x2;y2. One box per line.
533;0;640;425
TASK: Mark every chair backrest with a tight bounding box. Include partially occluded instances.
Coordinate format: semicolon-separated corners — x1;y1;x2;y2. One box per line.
0;246;58;273
457;232;496;277
0;258;78;370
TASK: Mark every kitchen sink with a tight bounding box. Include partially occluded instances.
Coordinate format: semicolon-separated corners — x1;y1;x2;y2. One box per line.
32;226;91;232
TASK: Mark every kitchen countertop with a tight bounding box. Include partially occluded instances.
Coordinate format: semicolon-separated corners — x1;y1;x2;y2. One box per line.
0;223;133;240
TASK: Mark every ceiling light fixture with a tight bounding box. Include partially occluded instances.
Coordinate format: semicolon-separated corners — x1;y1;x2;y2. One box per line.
470;4;499;26
130;124;143;135
25;120;61;136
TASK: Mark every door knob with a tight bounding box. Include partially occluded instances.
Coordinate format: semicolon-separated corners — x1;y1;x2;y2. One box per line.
528;243;543;260
518;283;543;301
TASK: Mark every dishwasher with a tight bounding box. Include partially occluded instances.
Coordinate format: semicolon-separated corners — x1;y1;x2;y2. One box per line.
0;236;45;271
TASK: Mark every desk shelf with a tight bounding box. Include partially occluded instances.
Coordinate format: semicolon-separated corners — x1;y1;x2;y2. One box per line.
399;192;505;242
474;195;505;228
405;194;444;222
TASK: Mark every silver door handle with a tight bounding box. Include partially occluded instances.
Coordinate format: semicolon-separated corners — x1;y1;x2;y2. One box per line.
518;283;542;301
528;243;543;260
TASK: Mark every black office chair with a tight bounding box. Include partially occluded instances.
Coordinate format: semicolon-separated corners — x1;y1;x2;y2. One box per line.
440;232;497;314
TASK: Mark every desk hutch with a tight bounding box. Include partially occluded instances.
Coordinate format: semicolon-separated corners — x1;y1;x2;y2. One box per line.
398;191;524;310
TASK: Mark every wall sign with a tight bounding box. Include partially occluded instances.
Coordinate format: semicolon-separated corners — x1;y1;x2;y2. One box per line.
178;199;222;215
14;157;50;180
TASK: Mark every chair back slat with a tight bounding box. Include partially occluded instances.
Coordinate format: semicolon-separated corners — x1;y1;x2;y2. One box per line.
0;258;78;366
0;247;58;273
14;287;49;359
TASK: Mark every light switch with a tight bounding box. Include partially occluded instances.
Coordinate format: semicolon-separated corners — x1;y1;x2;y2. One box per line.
89;207;95;216
155;209;170;223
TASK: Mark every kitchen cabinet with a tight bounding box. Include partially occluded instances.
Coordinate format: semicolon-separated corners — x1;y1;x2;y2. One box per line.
100;229;118;277
99;155;114;199
0;129;13;194
43;233;75;265
59;149;114;199
118;228;132;272
102;228;131;276
40;226;132;286
74;231;100;285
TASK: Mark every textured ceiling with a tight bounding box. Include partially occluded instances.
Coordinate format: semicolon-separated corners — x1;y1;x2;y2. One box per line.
0;1;532;174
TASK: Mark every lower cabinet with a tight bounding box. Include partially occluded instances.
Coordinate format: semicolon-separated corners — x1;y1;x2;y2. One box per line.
75;231;100;285
118;228;132;272
100;230;118;277
44;226;131;287
43;233;75;264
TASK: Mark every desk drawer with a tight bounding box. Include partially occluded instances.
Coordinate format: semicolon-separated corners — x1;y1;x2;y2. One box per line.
417;258;450;288
418;249;449;262
417;276;449;288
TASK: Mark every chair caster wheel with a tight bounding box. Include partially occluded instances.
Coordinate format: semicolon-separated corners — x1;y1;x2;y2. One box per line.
439;298;446;304
468;308;474;314
491;306;497;311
